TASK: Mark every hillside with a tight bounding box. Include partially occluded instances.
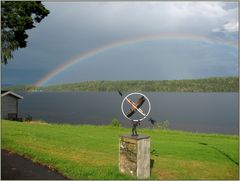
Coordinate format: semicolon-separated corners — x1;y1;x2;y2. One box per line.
4;77;239;92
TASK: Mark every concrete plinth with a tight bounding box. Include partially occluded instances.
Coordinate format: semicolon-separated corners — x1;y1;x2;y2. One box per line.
119;135;150;179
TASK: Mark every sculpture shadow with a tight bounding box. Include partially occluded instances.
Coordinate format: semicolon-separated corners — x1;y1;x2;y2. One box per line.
199;142;239;166
150;159;154;175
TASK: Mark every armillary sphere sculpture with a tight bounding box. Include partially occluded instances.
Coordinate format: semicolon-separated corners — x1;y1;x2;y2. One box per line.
118;91;156;136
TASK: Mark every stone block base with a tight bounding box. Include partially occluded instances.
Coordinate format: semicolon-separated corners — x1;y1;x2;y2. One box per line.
119;135;150;179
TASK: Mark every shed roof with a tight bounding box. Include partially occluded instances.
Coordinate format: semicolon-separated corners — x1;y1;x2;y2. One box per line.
1;90;23;99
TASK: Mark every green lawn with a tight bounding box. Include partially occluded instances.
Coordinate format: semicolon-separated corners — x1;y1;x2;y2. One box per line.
1;120;239;179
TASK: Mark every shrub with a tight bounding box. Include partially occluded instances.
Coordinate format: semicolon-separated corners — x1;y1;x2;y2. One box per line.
150;148;159;156
111;118;121;127
24;115;32;122
156;120;169;130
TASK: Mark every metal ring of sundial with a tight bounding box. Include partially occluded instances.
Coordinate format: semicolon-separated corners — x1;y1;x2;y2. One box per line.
121;92;151;121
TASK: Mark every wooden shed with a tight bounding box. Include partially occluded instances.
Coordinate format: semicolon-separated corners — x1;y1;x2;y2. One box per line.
1;90;23;120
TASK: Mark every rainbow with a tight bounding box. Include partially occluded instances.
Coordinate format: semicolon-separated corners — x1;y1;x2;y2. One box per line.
34;33;237;87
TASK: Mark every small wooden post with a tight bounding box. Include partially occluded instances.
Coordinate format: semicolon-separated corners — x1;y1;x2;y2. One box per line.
119;135;150;179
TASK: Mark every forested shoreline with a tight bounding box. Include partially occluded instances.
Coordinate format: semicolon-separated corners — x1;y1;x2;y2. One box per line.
4;77;239;92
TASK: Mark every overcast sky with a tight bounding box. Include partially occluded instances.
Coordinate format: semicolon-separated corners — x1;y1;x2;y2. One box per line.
2;1;238;86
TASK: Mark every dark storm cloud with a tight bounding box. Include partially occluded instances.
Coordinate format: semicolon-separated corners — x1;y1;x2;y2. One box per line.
2;2;238;85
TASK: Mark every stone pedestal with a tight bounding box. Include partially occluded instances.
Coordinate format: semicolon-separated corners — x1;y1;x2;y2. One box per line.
119;135;150;179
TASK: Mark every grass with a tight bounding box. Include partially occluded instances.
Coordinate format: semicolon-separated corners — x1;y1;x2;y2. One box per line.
1;120;239;179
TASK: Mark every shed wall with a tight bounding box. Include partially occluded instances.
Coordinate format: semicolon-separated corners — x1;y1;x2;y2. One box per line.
1;95;18;119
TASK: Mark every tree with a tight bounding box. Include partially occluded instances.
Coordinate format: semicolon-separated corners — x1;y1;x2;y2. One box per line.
1;1;49;64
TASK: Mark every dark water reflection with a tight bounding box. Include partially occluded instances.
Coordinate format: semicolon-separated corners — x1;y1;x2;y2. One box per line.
18;92;238;135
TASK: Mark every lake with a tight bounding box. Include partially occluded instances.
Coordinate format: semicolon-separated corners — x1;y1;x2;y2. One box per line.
18;92;238;135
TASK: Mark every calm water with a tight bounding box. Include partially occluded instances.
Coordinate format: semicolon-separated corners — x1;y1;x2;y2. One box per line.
18;92;239;135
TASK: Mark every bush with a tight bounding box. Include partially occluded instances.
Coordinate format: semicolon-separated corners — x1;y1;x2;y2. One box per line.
150;148;159;156
24;115;32;122
156;120;169;130
111;118;121;127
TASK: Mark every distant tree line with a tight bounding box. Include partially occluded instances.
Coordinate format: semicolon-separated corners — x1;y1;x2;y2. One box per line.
4;77;239;92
